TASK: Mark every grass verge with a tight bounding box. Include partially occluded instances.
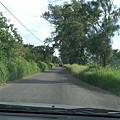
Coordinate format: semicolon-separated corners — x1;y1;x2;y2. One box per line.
65;64;120;96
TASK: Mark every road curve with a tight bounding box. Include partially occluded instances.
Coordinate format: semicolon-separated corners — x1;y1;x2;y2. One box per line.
0;67;120;110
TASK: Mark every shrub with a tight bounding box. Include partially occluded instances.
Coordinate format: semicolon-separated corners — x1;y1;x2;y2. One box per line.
0;58;55;85
37;61;48;71
6;60;18;81
15;58;41;78
46;63;55;69
0;61;9;84
15;58;28;78
29;60;40;74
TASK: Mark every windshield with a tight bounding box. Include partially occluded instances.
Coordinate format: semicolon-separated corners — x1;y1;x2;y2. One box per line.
0;0;120;113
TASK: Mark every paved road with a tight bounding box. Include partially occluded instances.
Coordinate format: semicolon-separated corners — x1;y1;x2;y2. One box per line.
0;67;120;110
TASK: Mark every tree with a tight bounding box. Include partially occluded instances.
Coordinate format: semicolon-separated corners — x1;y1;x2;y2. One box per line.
86;0;120;67
23;44;54;63
52;56;60;64
42;0;88;64
42;0;120;66
112;49;120;60
0;12;25;61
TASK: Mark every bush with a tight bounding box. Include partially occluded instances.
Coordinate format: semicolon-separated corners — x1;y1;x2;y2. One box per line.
0;61;9;84
29;60;40;74
7;61;18;81
15;58;41;78
88;63;102;71
0;58;55;85
37;61;48;71
15;58;28;78
46;63;55;69
49;63;55;68
110;59;120;71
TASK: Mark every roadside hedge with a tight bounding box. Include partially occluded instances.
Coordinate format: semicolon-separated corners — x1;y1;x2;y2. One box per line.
0;58;56;85
0;61;9;84
37;61;48;71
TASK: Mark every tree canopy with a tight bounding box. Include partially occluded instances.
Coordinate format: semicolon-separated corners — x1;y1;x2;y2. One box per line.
0;12;59;64
42;0;120;67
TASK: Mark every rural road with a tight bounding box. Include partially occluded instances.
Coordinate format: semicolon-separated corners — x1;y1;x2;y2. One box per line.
0;67;120;110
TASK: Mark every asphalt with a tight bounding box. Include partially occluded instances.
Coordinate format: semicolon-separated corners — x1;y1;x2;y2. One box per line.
0;67;120;110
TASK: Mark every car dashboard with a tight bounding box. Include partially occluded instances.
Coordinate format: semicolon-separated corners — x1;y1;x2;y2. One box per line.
0;112;120;120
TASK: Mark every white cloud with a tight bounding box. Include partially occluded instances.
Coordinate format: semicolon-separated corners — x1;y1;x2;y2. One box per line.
0;0;50;46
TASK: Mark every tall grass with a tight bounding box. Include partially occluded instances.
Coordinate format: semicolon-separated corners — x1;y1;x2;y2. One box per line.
65;64;120;96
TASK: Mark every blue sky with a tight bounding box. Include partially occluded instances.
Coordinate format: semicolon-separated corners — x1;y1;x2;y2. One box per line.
0;0;120;51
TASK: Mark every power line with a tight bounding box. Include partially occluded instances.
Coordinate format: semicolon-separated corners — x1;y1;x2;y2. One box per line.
0;2;44;43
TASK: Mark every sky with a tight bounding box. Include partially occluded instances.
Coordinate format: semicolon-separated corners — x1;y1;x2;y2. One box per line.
0;0;120;52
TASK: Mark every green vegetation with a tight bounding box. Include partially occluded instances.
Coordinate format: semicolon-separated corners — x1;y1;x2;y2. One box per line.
1;0;120;94
0;12;60;85
37;61;56;72
43;0;120;67
42;0;120;95
66;64;120;96
0;61;9;84
0;58;57;85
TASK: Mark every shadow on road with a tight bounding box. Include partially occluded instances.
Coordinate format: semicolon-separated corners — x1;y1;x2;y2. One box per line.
11;67;113;96
14;79;70;84
13;67;70;84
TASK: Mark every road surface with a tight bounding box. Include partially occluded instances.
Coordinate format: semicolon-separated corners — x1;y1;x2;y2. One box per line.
0;67;120;110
